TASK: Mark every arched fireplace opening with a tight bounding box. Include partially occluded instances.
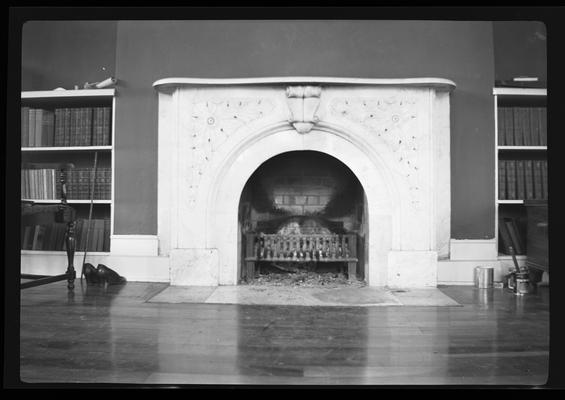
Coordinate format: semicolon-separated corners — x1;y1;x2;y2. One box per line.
238;151;367;285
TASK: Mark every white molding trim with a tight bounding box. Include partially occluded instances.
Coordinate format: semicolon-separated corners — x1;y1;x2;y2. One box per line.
110;235;159;256
153;76;456;91
449;239;498;261
20;253;170;283
438;259;502;285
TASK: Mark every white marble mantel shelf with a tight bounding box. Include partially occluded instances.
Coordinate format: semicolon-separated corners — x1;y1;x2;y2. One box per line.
153;76;456;91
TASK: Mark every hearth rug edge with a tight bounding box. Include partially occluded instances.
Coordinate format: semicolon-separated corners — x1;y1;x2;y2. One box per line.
146;285;461;307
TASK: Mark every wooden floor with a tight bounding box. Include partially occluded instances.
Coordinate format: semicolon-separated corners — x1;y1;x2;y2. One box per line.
18;281;550;386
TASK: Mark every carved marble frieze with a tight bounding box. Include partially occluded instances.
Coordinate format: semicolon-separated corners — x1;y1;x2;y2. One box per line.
329;95;424;209
181;97;275;204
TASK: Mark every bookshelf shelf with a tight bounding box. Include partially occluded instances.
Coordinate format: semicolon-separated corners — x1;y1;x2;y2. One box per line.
22;89;115;99
497;146;547;151
492;87;546;97
497;199;524;204
22;199;112;204
22;146;112;152
21;89;115;254
494;86;547;258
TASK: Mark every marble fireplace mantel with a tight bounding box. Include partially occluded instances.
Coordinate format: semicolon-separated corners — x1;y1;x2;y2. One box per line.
154;77;455;287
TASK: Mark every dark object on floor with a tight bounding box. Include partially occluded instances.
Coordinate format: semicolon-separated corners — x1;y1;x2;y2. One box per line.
97;264;127;285
82;263;126;285
525;200;548;286
21;163;77;291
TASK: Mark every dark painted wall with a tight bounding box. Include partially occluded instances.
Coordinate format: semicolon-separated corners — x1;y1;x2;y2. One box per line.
113;20;495;238
493;21;547;83
21;21;117;91
26;20;549;240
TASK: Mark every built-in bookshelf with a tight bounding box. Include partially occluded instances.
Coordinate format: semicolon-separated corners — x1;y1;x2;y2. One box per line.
21;89;115;254
494;87;547;258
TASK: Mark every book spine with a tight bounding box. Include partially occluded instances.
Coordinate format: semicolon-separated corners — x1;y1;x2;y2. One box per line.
96;219;105;251
23;225;32;250
94;107;102;145
23;170;28;199
67;169;74;199
70;108;77;146
497;107;505;146
103;218;111;252
513;107;523;146
63;108;71;146
533;160;543;200
42;169;48;199
525;160;535;200
86;107;93;146
504;107;514;146
506;160;516;200
35;109;43;147
103;106;111;145
521;107;530;146
529;107;539;146
45;224;54;251
498;160;506;200
32;225;40;250
42;110;54;147
21;107;30;147
54;109;62;146
541;160;548;199
80;108;87;146
21;170;26;199
37;225;47;250
108;168;112;200
28;108;36;147
93;168;99;199
505;218;524;255
78;108;84;146
29;169;34;199
539;107;547;146
515;160;525;200
59;222;67;251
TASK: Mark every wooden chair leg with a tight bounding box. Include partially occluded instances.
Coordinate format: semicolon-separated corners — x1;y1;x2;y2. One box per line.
65;221;76;290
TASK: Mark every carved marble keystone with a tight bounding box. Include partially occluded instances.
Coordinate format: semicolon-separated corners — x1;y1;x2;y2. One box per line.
286;86;322;134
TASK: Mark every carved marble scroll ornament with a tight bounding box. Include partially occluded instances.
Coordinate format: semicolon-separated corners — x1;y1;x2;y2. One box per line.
286;86;322;134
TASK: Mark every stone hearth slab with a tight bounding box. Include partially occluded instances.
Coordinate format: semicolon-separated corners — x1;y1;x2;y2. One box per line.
147;285;460;307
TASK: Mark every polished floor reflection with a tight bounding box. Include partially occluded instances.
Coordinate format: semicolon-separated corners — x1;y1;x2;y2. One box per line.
19;281;549;386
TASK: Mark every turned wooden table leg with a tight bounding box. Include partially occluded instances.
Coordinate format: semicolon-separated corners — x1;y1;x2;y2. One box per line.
246;261;256;282
65;220;76;290
348;261;357;281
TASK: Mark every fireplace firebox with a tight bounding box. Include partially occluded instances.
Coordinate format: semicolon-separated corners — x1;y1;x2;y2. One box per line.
238;150;366;282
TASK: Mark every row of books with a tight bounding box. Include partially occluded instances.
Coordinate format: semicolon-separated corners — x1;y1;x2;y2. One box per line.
498;159;548;200
21;169;60;200
499;217;526;255
21;107;111;147
497;107;547;146
21;167;112;200
21;218;111;252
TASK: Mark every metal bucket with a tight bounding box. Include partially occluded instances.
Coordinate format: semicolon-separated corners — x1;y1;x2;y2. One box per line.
516;278;529;295
515;272;530;295
475;266;494;289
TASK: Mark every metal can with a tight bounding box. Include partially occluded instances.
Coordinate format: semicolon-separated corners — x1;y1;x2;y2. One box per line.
475;266;494;289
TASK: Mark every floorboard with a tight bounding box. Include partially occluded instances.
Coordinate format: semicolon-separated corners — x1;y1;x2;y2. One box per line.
18;281;550;386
